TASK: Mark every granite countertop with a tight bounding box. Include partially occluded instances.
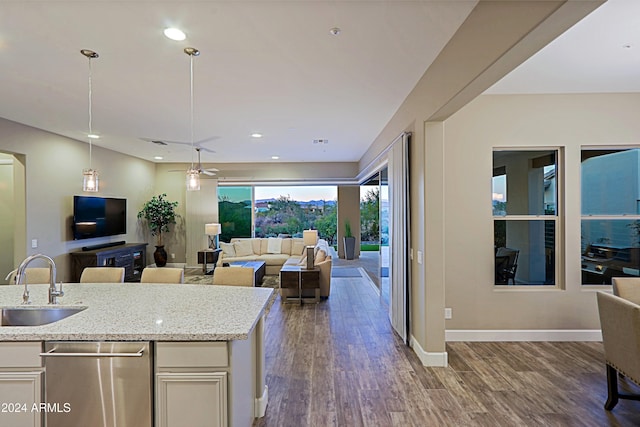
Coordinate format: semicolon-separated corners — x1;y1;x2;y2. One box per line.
0;283;274;342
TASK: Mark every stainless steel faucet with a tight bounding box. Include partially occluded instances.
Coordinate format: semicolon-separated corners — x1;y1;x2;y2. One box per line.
15;254;64;304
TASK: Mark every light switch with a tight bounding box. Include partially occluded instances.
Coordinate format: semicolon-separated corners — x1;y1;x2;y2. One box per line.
417;250;423;264
31;239;38;248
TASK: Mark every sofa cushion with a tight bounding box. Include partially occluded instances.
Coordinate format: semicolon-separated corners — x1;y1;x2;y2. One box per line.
280;238;292;255
234;240;254;257
260;254;290;266
291;240;305;256
220;242;236;257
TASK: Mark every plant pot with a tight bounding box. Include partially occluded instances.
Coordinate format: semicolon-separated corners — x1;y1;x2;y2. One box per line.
154;245;168;267
343;236;356;260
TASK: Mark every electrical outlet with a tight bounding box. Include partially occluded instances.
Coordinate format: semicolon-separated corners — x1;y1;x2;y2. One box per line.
444;308;452;319
171;253;175;259
31;239;38;248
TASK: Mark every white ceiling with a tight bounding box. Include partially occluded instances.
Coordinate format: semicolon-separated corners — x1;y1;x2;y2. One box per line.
487;0;640;94
0;0;636;166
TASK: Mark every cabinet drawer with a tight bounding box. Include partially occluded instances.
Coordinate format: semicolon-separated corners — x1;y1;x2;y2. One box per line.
0;342;42;367
156;342;228;369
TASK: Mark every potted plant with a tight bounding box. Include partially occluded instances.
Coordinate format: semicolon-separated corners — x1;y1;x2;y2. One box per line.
343;219;356;260
137;193;179;267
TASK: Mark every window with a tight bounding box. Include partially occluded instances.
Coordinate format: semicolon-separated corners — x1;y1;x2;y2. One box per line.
493;150;559;286
218;186;253;242
581;149;640;285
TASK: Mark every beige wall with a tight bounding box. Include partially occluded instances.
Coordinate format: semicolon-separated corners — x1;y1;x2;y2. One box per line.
337;186;361;259
0;154;14;283
0;118;156;282
443;93;640;330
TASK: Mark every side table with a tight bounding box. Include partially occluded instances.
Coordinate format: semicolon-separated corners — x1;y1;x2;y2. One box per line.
197;249;222;275
279;265;320;304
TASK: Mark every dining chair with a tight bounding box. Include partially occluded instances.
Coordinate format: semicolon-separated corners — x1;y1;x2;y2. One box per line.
79;267;125;283
5;267;51;285
140;267;184;284
212;267;254;287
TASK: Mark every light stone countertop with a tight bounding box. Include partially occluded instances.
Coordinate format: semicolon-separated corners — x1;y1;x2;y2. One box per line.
0;283;274;341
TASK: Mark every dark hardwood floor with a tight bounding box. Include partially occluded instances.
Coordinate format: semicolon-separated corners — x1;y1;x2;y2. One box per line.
254;276;640;426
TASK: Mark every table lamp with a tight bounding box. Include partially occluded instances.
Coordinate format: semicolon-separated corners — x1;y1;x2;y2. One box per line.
303;229;318;270
205;223;221;249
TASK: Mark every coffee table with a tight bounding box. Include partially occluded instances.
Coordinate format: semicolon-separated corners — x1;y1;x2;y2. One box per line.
228;261;266;286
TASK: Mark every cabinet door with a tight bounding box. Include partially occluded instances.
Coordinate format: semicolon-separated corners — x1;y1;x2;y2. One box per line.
156;372;227;427
0;371;43;427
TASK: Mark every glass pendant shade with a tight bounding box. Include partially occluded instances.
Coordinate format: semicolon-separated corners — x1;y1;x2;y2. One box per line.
82;168;99;192
186;168;200;191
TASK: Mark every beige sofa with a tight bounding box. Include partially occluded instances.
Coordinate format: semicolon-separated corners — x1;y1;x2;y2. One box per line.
217;237;333;297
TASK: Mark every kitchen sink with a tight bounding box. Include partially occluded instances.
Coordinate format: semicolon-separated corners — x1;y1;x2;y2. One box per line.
0;306;86;326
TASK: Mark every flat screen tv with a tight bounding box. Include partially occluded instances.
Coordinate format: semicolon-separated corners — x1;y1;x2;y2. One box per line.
73;196;127;240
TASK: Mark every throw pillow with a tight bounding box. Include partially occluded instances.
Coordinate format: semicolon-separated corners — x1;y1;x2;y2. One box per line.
234;240;254;257
267;237;282;254
315;249;327;264
220;242;236;257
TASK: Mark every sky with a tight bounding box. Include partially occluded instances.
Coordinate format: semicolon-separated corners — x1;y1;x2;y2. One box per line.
255;186;337;201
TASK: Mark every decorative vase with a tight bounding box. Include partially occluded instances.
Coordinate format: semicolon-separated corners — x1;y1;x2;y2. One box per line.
154;245;168;267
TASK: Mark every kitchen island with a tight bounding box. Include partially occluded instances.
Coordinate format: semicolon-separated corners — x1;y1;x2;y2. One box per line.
0;282;274;427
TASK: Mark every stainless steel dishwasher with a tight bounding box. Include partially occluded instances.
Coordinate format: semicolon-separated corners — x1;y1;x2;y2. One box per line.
43;341;152;427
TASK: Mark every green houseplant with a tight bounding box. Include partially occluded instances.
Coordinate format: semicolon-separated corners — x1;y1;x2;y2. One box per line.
343;219;356;260
137;193;178;267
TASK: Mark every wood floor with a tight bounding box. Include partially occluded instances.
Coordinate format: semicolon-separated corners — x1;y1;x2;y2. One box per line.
254;276;640;427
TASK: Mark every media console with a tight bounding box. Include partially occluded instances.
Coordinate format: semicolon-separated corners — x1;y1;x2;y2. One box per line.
70;243;148;282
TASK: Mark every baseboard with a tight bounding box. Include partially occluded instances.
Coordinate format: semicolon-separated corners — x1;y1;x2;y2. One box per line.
445;329;602;342
255;385;268;418
409;335;448;367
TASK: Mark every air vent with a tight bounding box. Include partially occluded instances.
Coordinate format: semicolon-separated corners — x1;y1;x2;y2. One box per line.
151;140;168;146
313;139;328;145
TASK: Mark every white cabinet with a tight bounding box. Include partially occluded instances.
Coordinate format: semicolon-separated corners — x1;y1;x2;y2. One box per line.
156;372;227;427
155;342;229;427
0;342;44;427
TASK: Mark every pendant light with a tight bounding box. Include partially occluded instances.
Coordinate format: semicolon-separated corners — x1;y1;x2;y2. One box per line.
81;49;100;192
185;47;201;191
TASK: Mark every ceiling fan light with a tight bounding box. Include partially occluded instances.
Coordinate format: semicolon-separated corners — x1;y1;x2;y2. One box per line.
186;168;200;191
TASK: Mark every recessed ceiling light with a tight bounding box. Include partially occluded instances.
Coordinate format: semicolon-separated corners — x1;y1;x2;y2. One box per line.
271;156;280;160
164;28;186;41
154;156;164;160
87;133;100;139
329;27;341;36
251;133;263;138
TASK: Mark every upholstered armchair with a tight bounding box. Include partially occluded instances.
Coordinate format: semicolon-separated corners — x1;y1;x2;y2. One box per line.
612;277;640;304
596;291;640;410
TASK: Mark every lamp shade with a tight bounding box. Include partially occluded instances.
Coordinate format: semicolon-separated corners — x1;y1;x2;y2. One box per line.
303;229;318;246
205;223;221;235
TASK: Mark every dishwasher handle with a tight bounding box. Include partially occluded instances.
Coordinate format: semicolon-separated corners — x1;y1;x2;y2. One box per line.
40;348;145;357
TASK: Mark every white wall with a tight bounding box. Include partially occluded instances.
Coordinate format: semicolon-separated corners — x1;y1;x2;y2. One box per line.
442;93;640;332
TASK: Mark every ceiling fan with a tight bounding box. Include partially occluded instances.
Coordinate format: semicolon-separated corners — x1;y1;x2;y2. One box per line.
169;147;219;176
141;136;219;153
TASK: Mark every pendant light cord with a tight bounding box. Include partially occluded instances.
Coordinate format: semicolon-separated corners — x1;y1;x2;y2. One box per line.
88;56;93;169
190;53;195;169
